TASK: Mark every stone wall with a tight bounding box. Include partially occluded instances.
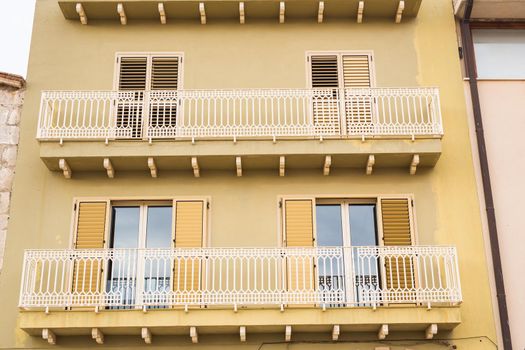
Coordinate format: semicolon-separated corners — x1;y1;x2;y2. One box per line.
0;81;24;270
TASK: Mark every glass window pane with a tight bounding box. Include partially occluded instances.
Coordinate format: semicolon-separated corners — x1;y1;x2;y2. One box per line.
109;206;140;308
348;204;377;246
316;204;343;246
146;206;173;248
349;204;379;304
111;207;140;248
315;204;344;305
145;206;172;299
473;29;525;79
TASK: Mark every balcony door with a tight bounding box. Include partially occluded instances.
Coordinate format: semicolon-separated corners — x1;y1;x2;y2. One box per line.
315;200;379;305
107;202;172;308
115;54;182;139
308;52;375;136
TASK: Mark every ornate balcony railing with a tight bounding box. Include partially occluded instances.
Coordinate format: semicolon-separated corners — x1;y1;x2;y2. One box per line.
37;88;443;141
19;246;461;310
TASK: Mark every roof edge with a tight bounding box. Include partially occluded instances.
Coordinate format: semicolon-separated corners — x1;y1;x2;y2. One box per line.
0;72;26;90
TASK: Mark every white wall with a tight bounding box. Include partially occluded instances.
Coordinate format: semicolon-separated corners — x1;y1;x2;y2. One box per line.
475;80;525;350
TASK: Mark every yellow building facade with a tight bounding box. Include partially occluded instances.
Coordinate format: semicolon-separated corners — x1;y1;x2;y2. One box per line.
0;0;500;349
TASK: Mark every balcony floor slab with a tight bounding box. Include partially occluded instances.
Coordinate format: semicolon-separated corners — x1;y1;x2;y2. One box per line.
58;0;423;22
40;138;441;174
19;306;460;337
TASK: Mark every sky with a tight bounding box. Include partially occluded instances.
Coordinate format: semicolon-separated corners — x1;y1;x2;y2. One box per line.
0;0;36;78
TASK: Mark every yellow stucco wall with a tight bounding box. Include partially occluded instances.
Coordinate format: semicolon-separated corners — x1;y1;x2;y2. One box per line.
0;0;499;348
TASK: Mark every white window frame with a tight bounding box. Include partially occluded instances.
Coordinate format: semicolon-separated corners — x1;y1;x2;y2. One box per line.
305;50;377;89
280;194;417;305
70;196;210;249
278;194;417;248
113;52;185;90
69;196;209;308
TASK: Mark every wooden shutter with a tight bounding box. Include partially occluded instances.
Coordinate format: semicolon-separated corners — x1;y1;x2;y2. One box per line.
283;199;315;297
310;55;339;88
72;202;108;295
342;55;372;88
118;57;148;90
310;55;341;135
149;57;179;131
116;57;147;138
342;54;374;131
150;57;180;90
173;201;204;297
380;198;414;290
284;199;314;247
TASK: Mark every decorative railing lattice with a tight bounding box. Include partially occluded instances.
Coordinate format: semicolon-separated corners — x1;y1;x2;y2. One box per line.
19;246;461;309
37;88;443;141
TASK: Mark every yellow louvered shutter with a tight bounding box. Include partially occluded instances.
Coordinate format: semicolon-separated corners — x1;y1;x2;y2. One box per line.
149;56;180;131
116;57;147;138
284;200;314;247
342;54;374;133
310;55;341;135
380;198;414;290
283;199;315;298
342;55;372;88
173;201;204;298
72;202;108;295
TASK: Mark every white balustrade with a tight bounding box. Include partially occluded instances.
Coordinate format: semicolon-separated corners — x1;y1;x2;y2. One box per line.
37;88;443;141
19;246;461;309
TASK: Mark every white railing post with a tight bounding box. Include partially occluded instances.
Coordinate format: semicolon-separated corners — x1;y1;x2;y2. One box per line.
36;92;47;139
433;87;444;135
338;88;347;137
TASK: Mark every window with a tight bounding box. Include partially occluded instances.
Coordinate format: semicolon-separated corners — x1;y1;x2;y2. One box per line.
307;51;376;134
308;52;375;89
114;53;183;138
281;196;414;305
472;29;525;79
71;198;205;307
115;54;183;91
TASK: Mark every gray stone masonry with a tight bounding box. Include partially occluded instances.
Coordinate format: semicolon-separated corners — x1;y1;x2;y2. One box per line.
0;80;24;271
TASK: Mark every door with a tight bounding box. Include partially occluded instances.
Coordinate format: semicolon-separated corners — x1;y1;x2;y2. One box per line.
115;54;182;139
315;203;346;306
347;204;380;305
143;206;173;307
106;202;172;308
115;57;148;138
315;200;380;306
308;52;375;136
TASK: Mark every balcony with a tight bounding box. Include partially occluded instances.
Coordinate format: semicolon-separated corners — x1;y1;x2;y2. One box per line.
19;246;462;342
37;88;443;176
58;0;423;25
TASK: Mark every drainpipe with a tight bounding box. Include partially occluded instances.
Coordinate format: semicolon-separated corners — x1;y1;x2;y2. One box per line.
459;1;513;349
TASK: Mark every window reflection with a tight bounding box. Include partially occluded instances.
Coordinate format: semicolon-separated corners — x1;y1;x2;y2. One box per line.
316;204;345;305
316;205;343;247
108;207;141;308
349;204;379;304
146;206;172;248
111;207;140;248
107;205;173;308
348;205;377;246
144;206;172;303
